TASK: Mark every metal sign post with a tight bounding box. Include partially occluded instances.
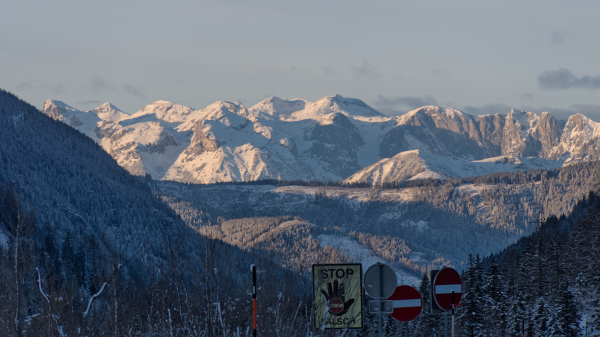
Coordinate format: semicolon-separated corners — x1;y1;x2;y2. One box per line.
378;263;383;337
250;264;257;337
430;270;443;315
451;291;455;337
363;262;397;337
444;311;448;337
431;267;462;337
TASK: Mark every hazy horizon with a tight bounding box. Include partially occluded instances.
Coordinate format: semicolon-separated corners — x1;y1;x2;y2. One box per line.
3;0;600;121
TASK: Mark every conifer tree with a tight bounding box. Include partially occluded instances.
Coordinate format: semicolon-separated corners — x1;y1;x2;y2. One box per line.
533;298;549;335
414;272;442;336
484;258;507;335
459;254;485;336
556;281;580;336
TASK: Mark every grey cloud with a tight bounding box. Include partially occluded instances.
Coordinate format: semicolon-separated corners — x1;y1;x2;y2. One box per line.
551;31;573;46
519;93;533;100
462;103;512;116
15;81;34;91
322;66;333;77
570;104;600;115
567;104;600;122
373;94;438;115
431;68;448;77
538;68;600;90
551;31;565;45
88;76;116;94
123;84;146;98
16;81;65;94
349;60;380;80
77;100;103;105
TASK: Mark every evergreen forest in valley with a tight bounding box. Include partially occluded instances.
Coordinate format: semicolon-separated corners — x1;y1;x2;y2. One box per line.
1;88;600;335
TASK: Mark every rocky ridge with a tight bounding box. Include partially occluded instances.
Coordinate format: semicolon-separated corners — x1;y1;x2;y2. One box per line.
41;96;600;185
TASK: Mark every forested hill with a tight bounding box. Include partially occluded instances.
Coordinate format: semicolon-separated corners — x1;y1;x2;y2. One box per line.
0;89;325;336
158;158;599;279
451;187;600;335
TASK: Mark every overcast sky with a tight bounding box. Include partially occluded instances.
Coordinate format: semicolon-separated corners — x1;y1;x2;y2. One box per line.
2;0;600;121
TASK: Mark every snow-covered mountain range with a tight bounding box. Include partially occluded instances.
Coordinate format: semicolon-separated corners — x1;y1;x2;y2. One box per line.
42;96;600;184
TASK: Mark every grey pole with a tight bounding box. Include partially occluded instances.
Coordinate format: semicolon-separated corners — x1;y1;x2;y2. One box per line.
451;291;455;337
378;263;383;337
405;322;408;337
444;311;448;337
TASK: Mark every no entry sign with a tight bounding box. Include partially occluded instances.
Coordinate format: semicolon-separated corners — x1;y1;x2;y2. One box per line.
432;267;462;311
388;285;422;322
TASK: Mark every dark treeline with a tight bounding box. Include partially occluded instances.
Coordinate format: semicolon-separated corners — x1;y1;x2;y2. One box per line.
449;190;600;336
159;157;598;277
3;87;600;335
164;160;598;192
0;89;326;336
383;188;600;336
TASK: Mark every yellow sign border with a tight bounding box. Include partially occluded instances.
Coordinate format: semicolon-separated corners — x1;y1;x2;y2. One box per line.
312;263;363;329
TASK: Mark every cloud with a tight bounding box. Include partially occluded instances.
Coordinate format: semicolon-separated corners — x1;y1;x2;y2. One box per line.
551;31;573;46
564;104;600;122
349;60;380;80
88;76;116;94
551;31;565;45
322;66;333;77
570;103;600;115
15;81;34;91
538;68;600;90
77;100;103;105
373;94;438;115
123;84;146;98
519;93;533;100
16;81;65;94
462;103;512;116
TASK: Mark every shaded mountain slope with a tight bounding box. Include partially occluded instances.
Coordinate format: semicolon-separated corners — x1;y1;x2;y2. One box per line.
0;89;317;335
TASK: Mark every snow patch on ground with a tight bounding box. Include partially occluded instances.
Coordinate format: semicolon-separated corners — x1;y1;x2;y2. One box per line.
318;234;420;286
400;220;428;231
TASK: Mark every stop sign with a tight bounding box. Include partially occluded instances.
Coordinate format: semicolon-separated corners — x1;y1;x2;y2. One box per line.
388;285;422;322
433;267;462;311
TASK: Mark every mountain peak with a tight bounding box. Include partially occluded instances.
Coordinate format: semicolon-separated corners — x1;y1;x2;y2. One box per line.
41;99;82;123
402;106;470;124
130;100;194;123
249;97;307;118
90;102;128;122
308;95;384;117
43;99;71;109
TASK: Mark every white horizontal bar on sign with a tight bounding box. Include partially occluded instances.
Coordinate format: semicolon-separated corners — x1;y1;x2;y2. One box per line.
435;284;461;294
391;299;421;308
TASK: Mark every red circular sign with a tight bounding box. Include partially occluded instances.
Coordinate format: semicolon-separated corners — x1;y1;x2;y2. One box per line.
433;267;462;311
388;285;422;322
328;298;344;314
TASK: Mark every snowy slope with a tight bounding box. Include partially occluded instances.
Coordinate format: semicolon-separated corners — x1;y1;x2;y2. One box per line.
344;149;563;186
318;234;420;286
548;113;600;163
42;96;596;184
